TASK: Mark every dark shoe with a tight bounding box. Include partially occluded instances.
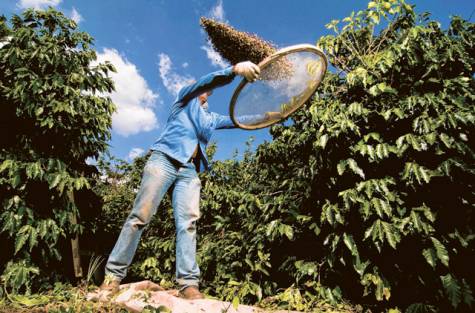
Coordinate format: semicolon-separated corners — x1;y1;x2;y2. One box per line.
179;285;204;300
98;274;121;295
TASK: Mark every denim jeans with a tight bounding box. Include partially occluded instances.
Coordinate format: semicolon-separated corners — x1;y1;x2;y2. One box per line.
104;151;201;287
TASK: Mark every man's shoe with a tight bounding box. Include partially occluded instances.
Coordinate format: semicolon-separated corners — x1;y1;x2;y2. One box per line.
179;285;204;300
98;274;121;295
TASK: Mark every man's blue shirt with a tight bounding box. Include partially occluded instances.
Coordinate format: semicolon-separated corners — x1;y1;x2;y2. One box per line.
150;66;237;171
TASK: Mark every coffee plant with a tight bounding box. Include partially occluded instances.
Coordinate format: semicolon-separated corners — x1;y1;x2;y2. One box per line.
1;1;474;313
0;9;115;292
100;1;474;312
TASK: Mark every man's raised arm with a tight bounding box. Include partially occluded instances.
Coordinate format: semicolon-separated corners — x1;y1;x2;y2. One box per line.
176;61;260;105
175;67;235;105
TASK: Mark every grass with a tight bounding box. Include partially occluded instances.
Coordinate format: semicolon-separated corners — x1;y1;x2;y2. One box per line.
0;283;362;313
0;260;361;313
0;282;128;313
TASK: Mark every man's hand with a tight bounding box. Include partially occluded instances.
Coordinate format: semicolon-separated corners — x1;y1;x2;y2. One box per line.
233;61;260;82
265;111;283;120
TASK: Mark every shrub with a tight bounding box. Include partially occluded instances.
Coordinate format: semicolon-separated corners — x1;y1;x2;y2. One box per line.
0;8;115;292
94;1;475;311
249;0;474;311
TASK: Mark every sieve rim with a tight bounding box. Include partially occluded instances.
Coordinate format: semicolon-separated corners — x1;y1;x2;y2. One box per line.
229;43;328;130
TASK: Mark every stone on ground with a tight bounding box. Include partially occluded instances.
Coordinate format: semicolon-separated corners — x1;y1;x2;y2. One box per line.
87;280;302;313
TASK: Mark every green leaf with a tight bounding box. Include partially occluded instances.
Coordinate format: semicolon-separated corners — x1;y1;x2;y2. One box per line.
14;226;31;254
353;257;370;276
419;166;430;183
379;199;392;217
382;221;400;249
370;12;381;24
282;224;294;240
48;173;62;189
461;279;474;306
441;274;461;308
11;172;21;188
321;202;335;226
227;280;241;286
422;248;437;269
1;260;40;293
35;107;44;116
232;296;240;310
28;227;38;252
406;303;436;313
365;219;385;244
318;134;329;148
9;294;50;307
25;162;43;179
331;234;340;252
368;1;377;9
337;160;347;175
369;82;397;96
0;159;13;173
266;220;279;238
343;233;359;256
431;237;449;267
348;158;365;178
440;133;453;148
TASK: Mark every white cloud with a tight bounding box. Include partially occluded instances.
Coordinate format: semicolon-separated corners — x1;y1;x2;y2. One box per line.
70;7;83;24
182;62;189;68
95;48;159;137
201;41;228;69
210;0;225;22
128;147;145;160
158;53;195;97
113;105;158;137
17;0;61;9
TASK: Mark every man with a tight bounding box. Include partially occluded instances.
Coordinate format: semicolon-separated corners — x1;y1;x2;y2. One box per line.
99;61;261;300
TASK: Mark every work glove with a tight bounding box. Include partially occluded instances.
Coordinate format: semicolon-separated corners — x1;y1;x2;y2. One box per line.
233;61;260;82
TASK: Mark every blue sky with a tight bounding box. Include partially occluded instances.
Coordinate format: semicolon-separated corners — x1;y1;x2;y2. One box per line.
1;0;474;161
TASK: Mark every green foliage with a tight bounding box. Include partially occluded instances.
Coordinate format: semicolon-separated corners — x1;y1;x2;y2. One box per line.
0;283;129;312
1;260;39;294
91;1;474;312
0;8;115;292
258;0;473;310
95;143;356;312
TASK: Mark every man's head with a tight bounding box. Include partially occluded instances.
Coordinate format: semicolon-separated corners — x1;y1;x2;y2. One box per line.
198;90;213;105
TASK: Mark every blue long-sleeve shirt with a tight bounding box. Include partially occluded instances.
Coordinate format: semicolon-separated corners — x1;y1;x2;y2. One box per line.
150;66;238;171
